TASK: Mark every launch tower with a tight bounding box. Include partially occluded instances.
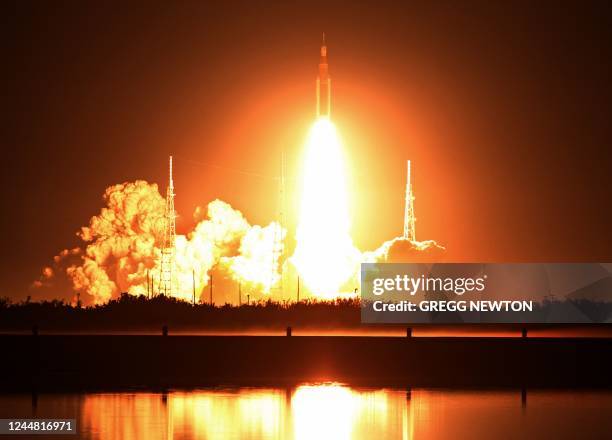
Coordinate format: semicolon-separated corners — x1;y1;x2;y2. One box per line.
270;151;285;296
403;160;417;242
158;155;177;296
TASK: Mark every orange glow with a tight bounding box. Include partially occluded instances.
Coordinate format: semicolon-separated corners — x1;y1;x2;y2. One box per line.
6;387;612;439
169;390;285;439
80;393;168;440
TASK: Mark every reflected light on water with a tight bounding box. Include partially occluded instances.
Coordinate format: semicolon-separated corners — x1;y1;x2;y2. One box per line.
81;394;168;440
292;385;359;440
169;390;285;439
76;385;403;440
2;387;612;439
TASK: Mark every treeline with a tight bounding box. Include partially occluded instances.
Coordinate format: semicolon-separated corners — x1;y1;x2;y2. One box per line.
1;295;610;331
0;293;362;331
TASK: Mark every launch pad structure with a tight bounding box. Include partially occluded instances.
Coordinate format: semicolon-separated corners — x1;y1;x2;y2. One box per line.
158;155;177;296
404;160;416;242
270;150;286;297
149;37;417;302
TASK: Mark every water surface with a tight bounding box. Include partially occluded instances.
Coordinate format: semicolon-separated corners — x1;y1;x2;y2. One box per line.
1;386;611;439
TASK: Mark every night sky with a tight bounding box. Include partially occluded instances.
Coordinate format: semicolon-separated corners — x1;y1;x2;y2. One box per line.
3;1;612;300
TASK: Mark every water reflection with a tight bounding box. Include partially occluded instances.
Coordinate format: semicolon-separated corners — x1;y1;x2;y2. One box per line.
1;386;612;439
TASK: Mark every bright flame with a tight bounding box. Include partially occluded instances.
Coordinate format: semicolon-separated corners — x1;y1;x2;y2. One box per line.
291;118;360;297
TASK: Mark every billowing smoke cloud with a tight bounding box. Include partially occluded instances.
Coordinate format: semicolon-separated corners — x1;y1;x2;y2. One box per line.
178;199;285;299
36;179;442;305
331;238;446;295
31;266;55;289
64;180;165;304
365;237;446;263
39;180;285;305
223;223;285;293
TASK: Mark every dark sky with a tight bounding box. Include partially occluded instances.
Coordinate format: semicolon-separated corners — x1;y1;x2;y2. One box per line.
3;1;612;300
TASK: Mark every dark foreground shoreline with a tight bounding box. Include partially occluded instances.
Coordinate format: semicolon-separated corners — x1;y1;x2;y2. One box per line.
1;335;611;391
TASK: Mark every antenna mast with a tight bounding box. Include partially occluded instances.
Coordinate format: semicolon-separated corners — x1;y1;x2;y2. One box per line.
270;150;285;296
403;160;417;242
158;155;177;296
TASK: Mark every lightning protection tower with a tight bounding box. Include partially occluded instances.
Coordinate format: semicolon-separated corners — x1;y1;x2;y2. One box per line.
158;155;177;296
270;150;285;296
403;160;417;242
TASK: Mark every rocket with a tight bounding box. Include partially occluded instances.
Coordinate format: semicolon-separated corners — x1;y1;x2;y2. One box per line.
316;33;331;118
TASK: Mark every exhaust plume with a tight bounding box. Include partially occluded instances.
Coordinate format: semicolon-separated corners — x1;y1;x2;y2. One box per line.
40;180;285;305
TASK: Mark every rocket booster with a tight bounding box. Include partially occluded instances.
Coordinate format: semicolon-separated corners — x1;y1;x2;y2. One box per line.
316;33;331;118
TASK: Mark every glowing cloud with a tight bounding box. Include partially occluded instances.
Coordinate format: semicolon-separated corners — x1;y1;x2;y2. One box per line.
41;181;285;305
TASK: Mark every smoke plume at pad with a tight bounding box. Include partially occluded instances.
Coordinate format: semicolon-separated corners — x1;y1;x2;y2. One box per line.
365;237;446;264
39;180;285;304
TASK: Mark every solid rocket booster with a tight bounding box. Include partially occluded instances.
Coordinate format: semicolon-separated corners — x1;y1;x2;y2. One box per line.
316;33;331;117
